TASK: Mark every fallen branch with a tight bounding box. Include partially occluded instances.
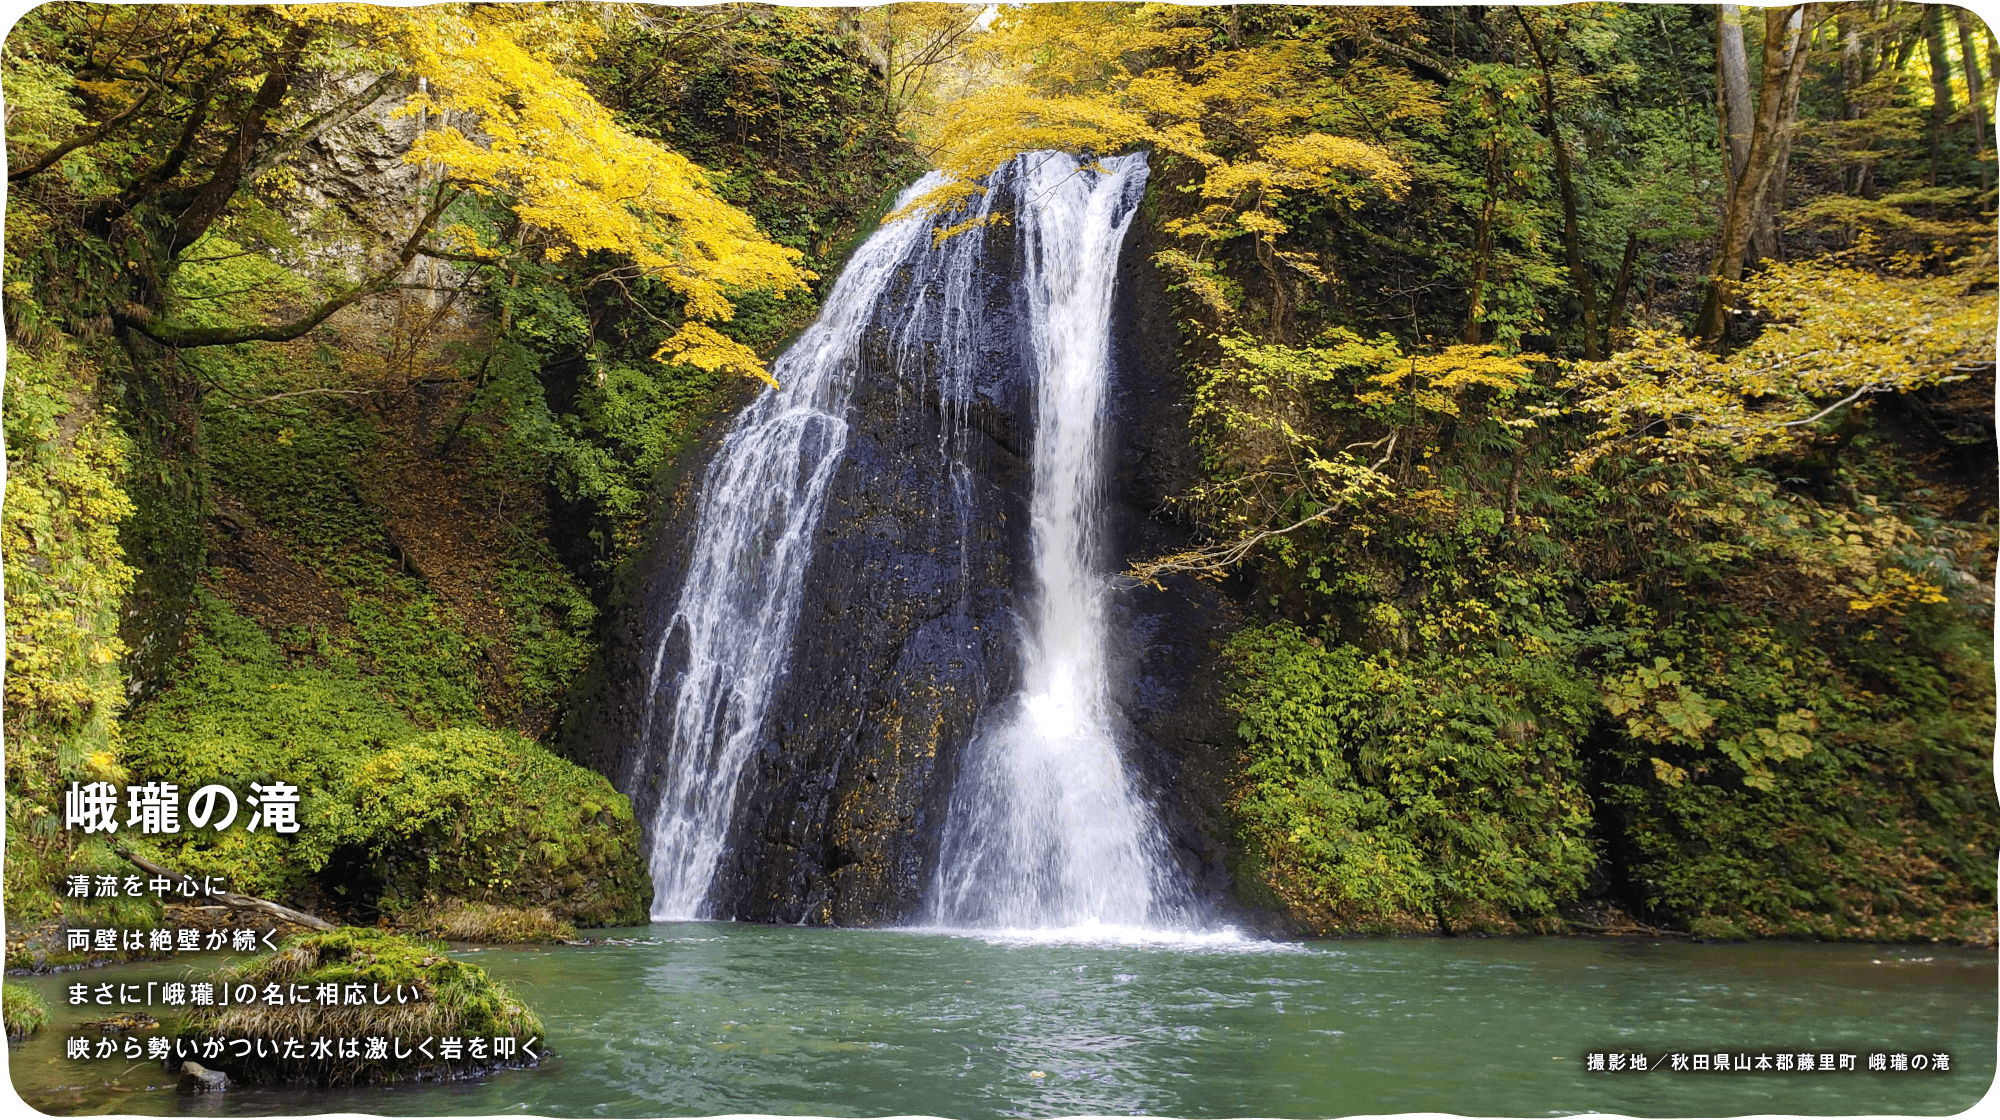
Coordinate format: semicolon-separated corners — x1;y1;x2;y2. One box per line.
1121;439;1397;587
112;845;335;931
1121;501;1345;587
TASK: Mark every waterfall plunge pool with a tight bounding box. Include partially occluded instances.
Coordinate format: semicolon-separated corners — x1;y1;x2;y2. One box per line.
11;922;1993;1117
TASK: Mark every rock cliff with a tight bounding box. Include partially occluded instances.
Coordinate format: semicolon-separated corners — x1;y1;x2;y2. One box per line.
567;174;1243;925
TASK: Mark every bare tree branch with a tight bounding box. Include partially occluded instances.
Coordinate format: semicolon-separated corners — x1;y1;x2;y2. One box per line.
1775;383;1885;427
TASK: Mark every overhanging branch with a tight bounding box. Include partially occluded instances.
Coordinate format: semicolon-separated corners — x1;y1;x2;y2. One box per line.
118;185;461;349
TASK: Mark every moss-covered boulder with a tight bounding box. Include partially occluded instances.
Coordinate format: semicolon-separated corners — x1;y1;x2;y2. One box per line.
177;927;540;1085
352;729;650;927
119;594;650;927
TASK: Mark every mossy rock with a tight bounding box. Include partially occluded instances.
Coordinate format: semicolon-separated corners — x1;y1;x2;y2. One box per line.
176;927;540;1085
351;729;651;927
396;900;577;944
122;595;649;925
4;982;50;1041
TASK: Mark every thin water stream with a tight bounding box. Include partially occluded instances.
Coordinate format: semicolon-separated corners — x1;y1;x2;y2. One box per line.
10;925;1992;1116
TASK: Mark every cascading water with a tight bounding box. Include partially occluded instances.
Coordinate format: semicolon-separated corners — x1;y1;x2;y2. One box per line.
635;170;994;919
631;151;1188;929
928;152;1190;931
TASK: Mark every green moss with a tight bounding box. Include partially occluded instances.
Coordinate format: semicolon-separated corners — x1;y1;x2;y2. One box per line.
1225;622;1596;933
178;927;540;1085
121;590;414;898
331;571;488;729
354;729;650;927
122;594;648;924
3;982;50;1041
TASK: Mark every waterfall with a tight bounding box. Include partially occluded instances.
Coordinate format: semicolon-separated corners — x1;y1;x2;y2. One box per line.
928;152;1188;931
633;152;1186;929
635;171;992;919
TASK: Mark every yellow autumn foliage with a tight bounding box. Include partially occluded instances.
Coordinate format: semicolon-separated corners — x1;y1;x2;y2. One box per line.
1571;252;1997;464
304;3;810;384
891;3;1406;265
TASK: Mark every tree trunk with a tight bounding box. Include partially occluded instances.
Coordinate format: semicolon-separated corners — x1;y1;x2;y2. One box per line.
881;7;898;123
1717;4;1756;176
1988;20;1999;98
1606;229;1640;340
171;20;311;255
1697;4;1817;341
1503;442;1525;532
1516;9;1601;360
1956;8;1993;189
1769;10;1807;259
1838;14;1866;192
1716;5;1774;261
1925;3;1955;185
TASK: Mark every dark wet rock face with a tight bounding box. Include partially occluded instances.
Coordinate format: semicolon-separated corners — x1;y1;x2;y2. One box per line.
710;204;1031;926
567;166;1242;926
1100;210;1246;921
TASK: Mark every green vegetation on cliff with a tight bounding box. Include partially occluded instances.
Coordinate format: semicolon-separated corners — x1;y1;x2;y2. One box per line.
913;3;1995;940
5;2;1992;949
3;3;922;944
0;339;167;949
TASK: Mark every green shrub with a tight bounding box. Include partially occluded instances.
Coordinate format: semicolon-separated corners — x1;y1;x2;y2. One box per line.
121;590;412;899
1225;622;1596;932
1599;608;1996;942
353;729;650;927
3;982;50;1041
122;595;649;925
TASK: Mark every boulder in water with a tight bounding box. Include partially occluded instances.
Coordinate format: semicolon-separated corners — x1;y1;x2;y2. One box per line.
178;1061;230;1093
